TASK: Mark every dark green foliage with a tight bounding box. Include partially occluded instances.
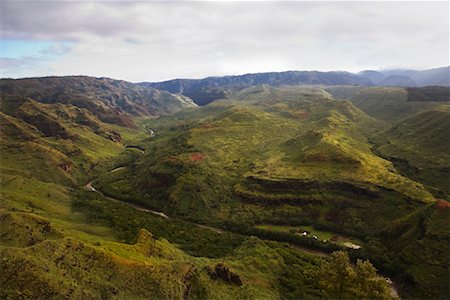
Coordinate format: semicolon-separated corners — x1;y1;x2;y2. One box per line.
373;107;450;196
72;191;245;258
222;222;343;253
406;86;450;102
278;246;325;299
206;263;243;286
379;201;450;299
316;251;392;299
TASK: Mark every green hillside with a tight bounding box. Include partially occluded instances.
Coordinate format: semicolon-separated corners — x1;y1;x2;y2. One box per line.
1;82;397;299
99;86;432;227
373;107;450;197
0;76;197;127
1;78;448;299
86;85;450;298
335;87;446;123
380;200;450;299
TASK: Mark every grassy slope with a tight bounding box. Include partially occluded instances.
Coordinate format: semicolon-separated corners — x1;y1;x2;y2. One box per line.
0;97;277;299
5;84;445;298
1;93;385;299
373;107;450;198
380;200;450;299
105;86;432;229
0;76;197;128
94;86;449;298
343;87;445;123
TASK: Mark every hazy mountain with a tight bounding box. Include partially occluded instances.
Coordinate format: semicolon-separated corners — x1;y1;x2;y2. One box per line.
383;66;450;86
143;71;373;105
358;70;385;85
378;75;417;87
359;66;450;87
144;67;448;105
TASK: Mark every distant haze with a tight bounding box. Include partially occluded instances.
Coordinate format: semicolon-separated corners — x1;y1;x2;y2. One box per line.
1;1;449;82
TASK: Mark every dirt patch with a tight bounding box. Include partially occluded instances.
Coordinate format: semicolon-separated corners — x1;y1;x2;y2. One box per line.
190;152;205;162
436;200;450;209
201;123;215;129
290;109;310;119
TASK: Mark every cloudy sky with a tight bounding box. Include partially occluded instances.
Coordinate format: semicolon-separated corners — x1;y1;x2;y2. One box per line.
0;1;448;82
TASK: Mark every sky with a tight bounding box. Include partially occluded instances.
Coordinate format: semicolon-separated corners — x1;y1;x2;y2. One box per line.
0;1;449;82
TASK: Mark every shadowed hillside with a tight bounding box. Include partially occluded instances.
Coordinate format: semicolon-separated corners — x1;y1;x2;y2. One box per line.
143;71;373;105
0;76;197;127
342;87;448;123
373;107;450;197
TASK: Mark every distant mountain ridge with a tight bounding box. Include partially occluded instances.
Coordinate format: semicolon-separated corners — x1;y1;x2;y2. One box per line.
142;71;372;105
143;67;449;105
359;66;450;86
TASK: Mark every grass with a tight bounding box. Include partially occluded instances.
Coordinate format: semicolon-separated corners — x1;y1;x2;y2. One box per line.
96;86;435;238
372;106;450;197
1;83;445;299
344;86;446;123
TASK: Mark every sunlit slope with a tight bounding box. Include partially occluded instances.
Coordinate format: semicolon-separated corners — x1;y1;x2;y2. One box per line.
0;97;124;186
99;86;434;235
0;83;397;299
0;96;285;299
0;207;285;299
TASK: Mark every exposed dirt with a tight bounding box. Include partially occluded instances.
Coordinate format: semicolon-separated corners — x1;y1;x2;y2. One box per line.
290;109;310;119
436;199;450;209
201;122;216;129
190;152;205;162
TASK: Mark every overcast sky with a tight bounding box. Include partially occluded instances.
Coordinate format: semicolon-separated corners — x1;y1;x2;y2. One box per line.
0;1;448;82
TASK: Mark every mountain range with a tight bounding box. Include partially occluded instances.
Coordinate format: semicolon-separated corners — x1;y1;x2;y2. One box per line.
144;66;449;105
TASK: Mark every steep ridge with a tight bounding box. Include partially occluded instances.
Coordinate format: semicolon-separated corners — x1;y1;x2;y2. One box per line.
373;107;450;197
0;76;197;127
143;67;449;106
0;96;124;185
143;71;373;105
379;200;450;299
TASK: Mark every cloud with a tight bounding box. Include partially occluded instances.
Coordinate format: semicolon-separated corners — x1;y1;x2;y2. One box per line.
0;1;448;81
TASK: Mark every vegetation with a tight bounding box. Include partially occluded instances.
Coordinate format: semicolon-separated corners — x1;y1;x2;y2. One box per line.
379;201;450;299
1;77;448;299
343;87;443;122
406;86;450;102
0;76;196;127
373;106;450;197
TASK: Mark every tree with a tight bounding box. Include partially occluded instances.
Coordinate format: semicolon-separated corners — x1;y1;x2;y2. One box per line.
316;251;392;299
